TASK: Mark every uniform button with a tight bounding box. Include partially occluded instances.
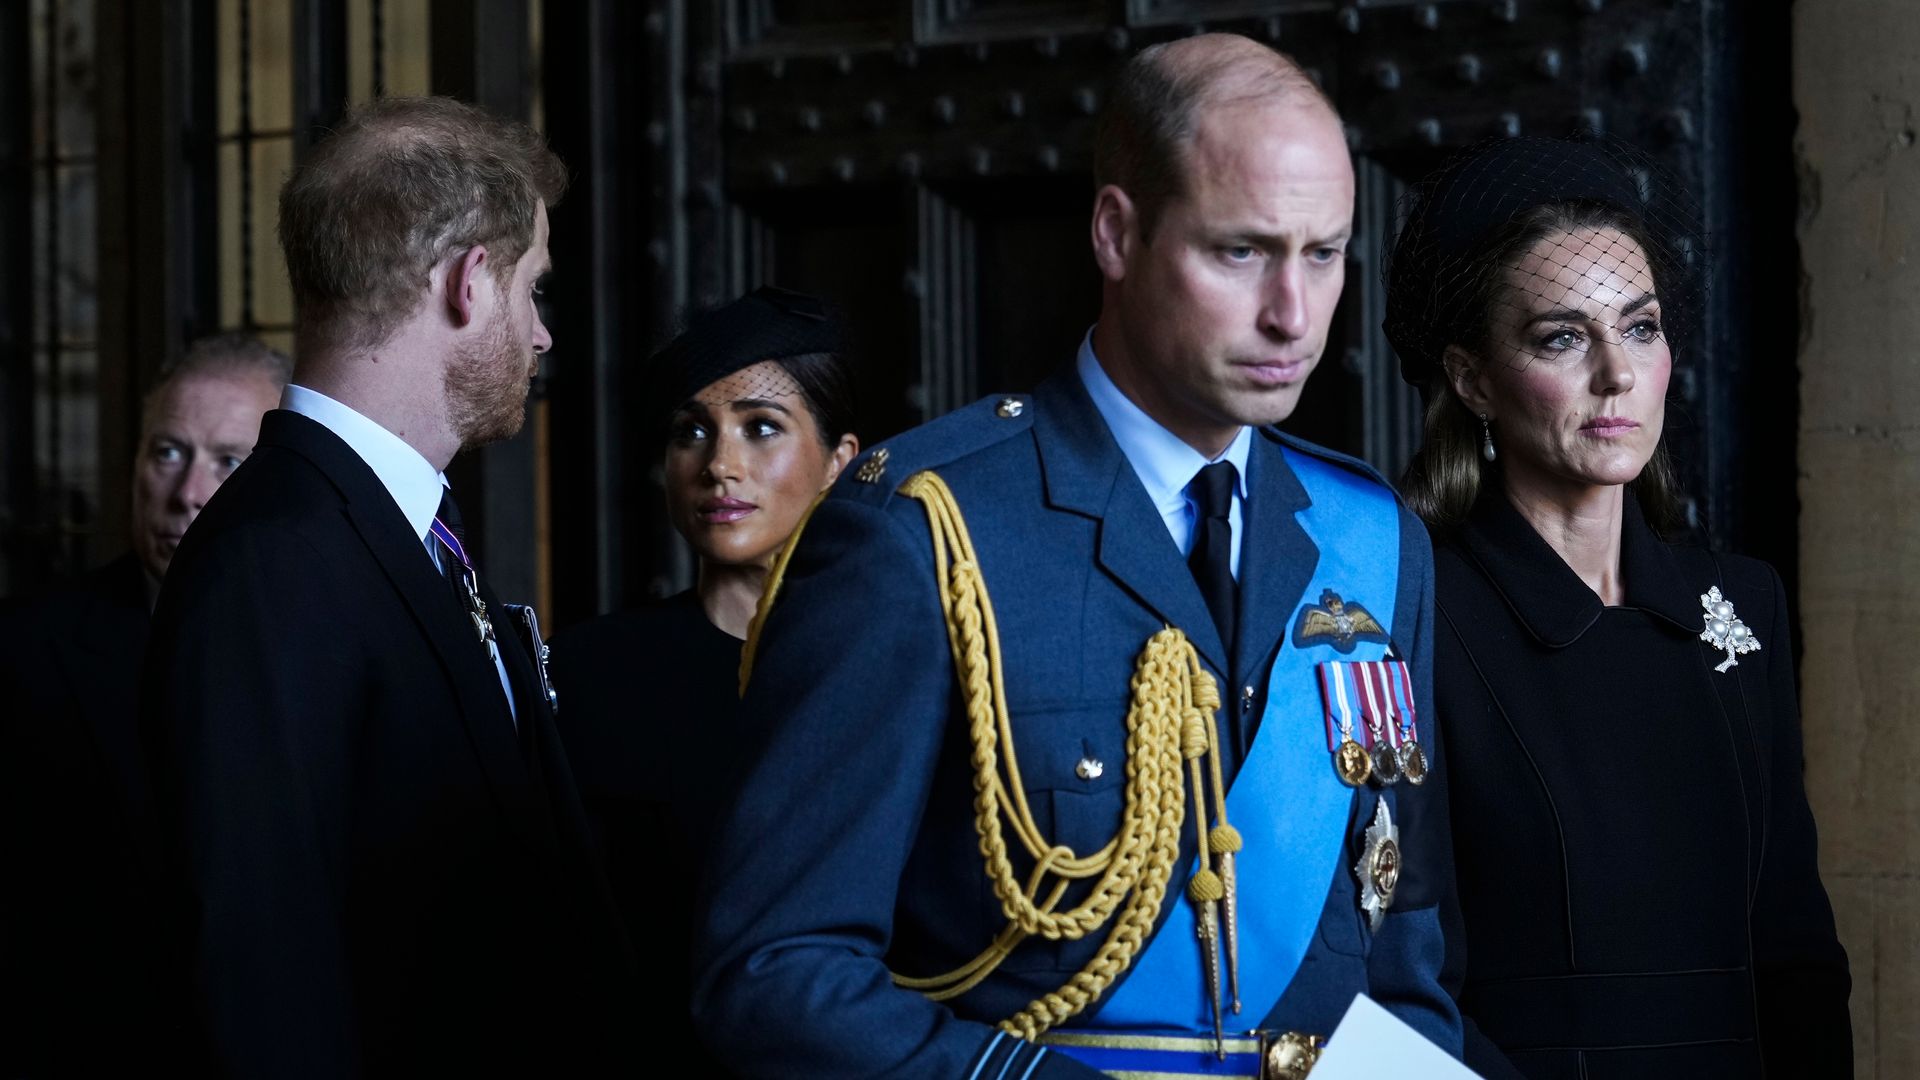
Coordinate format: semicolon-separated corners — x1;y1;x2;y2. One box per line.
1075;757;1104;780
1242;685;1256;713
996;396;1024;418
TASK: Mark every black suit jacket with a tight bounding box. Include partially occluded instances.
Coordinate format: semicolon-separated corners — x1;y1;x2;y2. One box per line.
141;410;637;1077
1;553;169;1076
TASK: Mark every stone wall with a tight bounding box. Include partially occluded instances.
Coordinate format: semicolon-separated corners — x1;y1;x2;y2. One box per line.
1794;3;1920;1075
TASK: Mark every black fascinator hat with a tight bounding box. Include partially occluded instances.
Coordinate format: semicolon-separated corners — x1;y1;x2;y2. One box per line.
1382;134;1707;388
648;285;851;437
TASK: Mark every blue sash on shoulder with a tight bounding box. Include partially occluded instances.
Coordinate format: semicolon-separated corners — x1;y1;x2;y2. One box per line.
1061;447;1403;1038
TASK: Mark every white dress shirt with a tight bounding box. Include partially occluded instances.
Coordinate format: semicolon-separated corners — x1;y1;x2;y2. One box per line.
1077;331;1253;578
280;384;518;722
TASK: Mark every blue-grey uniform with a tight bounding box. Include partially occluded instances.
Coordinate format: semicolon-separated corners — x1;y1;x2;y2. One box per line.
692;351;1462;1079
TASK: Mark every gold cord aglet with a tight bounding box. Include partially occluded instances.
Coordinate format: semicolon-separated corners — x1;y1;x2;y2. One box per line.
1197;901;1225;1059
1219;849;1241;1014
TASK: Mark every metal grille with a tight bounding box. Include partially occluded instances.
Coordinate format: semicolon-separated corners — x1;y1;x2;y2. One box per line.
216;0;431;357
9;0;100;589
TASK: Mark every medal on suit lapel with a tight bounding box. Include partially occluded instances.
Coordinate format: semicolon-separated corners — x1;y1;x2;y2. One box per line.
1388;659;1428;785
1316;662;1373;787
431;516;499;662
461;573;499;661
1355;662;1402;786
1354;796;1400;931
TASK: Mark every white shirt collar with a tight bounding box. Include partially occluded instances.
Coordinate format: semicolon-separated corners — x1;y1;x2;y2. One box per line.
1076;329;1252;516
280;384;449;541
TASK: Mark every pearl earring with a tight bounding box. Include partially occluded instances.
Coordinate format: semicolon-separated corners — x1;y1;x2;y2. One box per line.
1479;413;1497;463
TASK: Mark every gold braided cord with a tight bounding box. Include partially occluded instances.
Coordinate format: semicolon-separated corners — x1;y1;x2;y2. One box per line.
738;469;1232;1042
739;491;827;697
893;470;1226;1040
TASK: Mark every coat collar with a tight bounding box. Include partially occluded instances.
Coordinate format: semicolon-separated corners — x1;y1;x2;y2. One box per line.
1032;375;1226;668
1234;430;1316;681
1030;375;1317;678
1456;489;1701;648
256;410;542;813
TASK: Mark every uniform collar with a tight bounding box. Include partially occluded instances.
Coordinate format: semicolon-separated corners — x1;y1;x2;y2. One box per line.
1076;329;1252;515
281;384;450;542
1456;488;1701;648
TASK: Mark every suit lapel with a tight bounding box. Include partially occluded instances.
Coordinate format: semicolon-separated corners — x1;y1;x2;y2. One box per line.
261;412;535;813
1233;433;1319;680
1033;376;1229;672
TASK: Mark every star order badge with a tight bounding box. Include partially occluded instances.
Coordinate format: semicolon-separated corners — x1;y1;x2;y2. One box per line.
1354;796;1400;931
1292;589;1391;652
1698;585;1761;673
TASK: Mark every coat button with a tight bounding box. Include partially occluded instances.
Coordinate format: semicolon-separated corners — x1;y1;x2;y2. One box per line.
1075;757;1104;780
1242;685;1256;713
996;396;1024;418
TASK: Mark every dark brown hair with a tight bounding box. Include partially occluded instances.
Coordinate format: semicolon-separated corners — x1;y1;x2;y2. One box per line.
278;96;566;353
772;352;859;447
1399;200;1685;535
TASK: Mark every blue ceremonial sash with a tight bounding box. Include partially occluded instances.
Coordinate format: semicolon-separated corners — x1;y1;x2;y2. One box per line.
1071;447;1403;1037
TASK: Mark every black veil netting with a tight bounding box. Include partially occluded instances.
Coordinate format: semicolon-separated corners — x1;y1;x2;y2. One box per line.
1382;133;1708;389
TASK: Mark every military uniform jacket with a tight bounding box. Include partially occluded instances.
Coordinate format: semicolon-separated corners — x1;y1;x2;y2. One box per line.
693;373;1461;1078
140;410;638;1076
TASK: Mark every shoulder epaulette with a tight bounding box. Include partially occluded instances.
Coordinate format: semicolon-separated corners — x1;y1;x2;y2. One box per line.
832;393;1036;507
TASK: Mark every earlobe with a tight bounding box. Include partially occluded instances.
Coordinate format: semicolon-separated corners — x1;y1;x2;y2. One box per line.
1090;185;1135;282
822;434;860;489
445;245;491;328
1442;345;1494;416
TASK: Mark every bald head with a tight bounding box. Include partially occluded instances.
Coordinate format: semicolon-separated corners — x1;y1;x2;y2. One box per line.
1096;34;1339;241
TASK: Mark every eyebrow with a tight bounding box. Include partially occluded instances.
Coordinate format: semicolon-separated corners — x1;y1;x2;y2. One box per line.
1523;291;1660;326
728;397;795;415
675;396;797;417
1226;227;1353;249
211;441;254;458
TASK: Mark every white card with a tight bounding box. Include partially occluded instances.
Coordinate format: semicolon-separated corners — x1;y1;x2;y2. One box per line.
1306;993;1484;1079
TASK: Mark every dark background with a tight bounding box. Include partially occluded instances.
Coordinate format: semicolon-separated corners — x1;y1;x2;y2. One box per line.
0;0;1800;633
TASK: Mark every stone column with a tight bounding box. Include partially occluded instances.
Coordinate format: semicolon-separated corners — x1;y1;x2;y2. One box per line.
1795;4;1920;1076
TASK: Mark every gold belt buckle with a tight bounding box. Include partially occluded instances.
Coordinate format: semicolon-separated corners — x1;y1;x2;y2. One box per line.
1258;1031;1325;1080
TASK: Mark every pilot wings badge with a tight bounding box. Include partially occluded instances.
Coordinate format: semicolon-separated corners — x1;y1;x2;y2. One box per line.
1292;589;1391;653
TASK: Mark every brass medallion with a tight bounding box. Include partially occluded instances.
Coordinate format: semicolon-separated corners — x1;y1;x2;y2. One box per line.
1399;741;1429;786
1260;1031;1324;1080
1335;737;1372;787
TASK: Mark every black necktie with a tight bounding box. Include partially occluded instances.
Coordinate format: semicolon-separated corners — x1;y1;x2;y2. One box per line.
1188;461;1238;652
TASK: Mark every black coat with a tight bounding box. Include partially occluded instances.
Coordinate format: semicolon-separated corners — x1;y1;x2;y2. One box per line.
1434;493;1851;1080
0;553;171;1075
140;410;638;1077
547;589;744;1076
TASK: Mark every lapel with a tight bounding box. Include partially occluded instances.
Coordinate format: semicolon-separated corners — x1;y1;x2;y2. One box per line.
1459;490;1699;648
259;411;537;813
1232;432;1319;679
1032;376;1228;673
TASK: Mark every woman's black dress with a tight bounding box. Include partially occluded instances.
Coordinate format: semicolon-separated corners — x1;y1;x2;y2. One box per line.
548;589;743;1075
1434;493;1851;1079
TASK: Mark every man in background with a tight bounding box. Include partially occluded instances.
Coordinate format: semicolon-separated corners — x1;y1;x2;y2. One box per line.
0;334;287;1076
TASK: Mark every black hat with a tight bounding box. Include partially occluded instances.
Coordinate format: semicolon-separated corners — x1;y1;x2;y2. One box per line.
1382;135;1705;386
649;286;846;424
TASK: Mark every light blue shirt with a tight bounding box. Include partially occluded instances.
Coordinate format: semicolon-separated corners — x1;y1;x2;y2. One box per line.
1076;331;1252;578
281;384;518;723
